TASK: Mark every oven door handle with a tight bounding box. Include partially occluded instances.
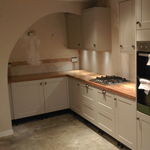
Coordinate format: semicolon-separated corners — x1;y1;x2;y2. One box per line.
138;53;150;57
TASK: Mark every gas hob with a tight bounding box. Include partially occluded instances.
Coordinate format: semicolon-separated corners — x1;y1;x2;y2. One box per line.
90;75;129;85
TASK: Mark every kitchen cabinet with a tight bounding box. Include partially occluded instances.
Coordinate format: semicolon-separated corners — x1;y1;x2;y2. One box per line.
81;83;97;125
69;78;82;115
43;78;68;113
82;7;111;51
119;0;135;52
11;77;68;119
11;80;45;119
136;0;150;41
137;111;150;150
116;95;136;150
136;0;150;30
96;89;116;137
66;14;82;49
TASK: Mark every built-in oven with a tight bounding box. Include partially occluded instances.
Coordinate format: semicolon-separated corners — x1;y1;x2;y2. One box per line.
137;41;150;116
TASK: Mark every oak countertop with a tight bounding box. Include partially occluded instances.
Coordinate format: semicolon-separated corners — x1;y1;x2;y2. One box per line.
8;70;136;100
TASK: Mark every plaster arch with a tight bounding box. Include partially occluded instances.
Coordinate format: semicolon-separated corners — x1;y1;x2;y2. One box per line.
0;0;91;136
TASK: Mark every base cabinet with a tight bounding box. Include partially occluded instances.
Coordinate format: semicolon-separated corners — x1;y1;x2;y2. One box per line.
44;78;68;113
11;77;68;119
69;78;82;115
137;111;150;150
116;95;136;150
11;80;45;119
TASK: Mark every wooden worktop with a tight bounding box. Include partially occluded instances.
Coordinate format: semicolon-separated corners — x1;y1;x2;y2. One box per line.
8;70;136;100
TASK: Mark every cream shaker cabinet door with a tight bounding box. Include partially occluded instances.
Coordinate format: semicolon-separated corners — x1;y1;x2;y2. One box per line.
137;111;150;150
82;8;96;50
119;0;135;52
11;80;45;119
136;0;150;30
96;89;115;115
69;78;82;115
66;14;82;49
82;7;111;51
116;95;136;150
44;77;68;113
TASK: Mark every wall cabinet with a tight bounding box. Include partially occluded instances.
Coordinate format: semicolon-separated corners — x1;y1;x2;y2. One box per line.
69;78;82;115
11;77;68;119
66;14;82;49
82;7;111;51
136;0;150;41
137;111;150;150
136;0;150;30
119;0;135;52
116;95;136;150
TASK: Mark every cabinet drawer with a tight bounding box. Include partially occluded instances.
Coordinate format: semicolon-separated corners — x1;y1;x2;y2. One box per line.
81;84;96;105
82;100;97;125
97;89;115;115
96;107;115;138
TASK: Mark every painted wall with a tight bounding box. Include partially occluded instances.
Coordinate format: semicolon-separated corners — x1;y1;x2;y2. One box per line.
9;13;79;76
80;0;136;81
0;0;92;135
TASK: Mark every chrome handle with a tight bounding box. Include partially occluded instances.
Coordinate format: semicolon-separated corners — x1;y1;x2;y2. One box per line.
86;84;89;88
102;90;106;94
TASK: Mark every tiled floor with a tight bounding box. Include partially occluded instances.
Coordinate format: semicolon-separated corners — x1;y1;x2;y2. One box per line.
0;110;130;150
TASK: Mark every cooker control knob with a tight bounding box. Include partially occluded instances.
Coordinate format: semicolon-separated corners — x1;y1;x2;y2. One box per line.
140;45;143;49
144;45;148;49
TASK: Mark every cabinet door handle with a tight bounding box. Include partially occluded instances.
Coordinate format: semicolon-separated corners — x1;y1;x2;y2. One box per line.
86;84;89;88
93;44;96;47
132;45;135;48
102;90;106;94
45;82;47;85
40;83;42;85
114;98;117;100
136;21;141;27
137;118;140;120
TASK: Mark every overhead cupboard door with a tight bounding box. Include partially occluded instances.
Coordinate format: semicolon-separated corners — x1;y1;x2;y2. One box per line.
136;0;150;30
119;0;135;52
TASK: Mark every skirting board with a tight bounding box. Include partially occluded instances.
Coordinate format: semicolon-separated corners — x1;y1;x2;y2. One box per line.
0;129;13;138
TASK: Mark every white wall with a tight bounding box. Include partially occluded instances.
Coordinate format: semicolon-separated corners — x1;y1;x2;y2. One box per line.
9;13;80;76
0;0;91;136
80;0;135;81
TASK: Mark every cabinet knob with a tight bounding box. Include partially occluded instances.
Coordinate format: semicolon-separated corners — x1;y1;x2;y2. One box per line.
102;90;106;94
136;21;140;24
137;118;140;120
132;45;135;48
40;83;42;85
77;84;80;86
93;44;96;47
114;98;117;100
86;84;89;88
45;82;47;85
120;45;123;48
78;44;80;46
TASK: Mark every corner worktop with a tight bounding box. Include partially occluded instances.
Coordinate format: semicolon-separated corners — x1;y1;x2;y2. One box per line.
8;70;136;100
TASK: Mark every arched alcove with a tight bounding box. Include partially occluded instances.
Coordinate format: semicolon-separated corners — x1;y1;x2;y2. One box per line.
8;12;80;76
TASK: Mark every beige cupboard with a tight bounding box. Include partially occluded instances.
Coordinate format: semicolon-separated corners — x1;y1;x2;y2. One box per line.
68;78;136;150
119;0;135;52
11;77;68;119
137;111;150;150
66;14;82;49
82;7;111;51
136;0;150;41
